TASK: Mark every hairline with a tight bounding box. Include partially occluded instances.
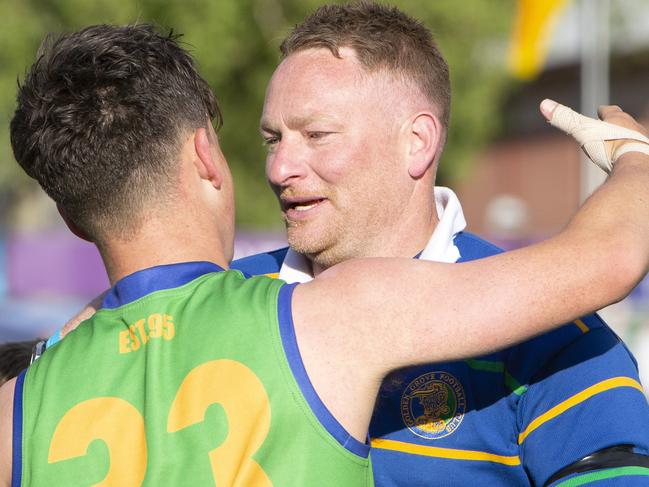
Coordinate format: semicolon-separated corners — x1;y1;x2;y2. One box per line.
281;44;444;125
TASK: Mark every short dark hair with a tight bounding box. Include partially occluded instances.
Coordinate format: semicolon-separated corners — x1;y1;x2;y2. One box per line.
10;24;220;241
280;2;451;129
0;340;37;385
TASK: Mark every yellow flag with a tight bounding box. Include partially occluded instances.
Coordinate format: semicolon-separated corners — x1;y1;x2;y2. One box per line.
508;0;570;80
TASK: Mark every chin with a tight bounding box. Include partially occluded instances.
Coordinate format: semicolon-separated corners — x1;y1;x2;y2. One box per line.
287;234;322;257
290;239;347;272
288;231;326;257
286;221;350;267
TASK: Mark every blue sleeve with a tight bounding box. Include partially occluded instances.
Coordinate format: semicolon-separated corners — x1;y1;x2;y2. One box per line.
12;369;27;487
517;321;649;486
454;231;649;485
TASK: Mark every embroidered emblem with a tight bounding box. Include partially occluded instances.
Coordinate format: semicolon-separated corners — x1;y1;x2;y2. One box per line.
400;371;466;439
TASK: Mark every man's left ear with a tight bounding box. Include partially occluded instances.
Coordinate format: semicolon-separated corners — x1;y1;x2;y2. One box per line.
407;113;443;179
193;126;224;189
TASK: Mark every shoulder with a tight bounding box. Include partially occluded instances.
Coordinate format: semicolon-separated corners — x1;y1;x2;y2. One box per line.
454;231;504;261
230;247;289;277
535;316;639;384
515;317;649;485
509;313;624;381
516;317;644;423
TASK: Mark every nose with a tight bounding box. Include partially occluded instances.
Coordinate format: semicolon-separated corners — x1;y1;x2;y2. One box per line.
266;136;308;188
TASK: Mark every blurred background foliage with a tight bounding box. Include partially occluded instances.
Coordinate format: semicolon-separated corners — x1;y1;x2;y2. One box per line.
0;0;515;228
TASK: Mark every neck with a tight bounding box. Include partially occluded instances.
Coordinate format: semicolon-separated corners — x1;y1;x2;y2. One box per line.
98;214;230;285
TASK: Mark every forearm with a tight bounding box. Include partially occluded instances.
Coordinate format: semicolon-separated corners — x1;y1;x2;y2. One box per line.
360;150;649;367
563;153;649;296
545;100;649;299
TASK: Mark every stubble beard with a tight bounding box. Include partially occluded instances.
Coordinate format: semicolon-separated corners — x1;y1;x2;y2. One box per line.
285;217;352;272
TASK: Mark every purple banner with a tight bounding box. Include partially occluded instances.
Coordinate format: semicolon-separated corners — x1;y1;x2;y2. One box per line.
5;229;286;299
7;231;108;299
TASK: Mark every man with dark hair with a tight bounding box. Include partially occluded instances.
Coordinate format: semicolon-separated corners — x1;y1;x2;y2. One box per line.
0;341;37;386
11;24;221;243
233;3;649;485
2;21;649;487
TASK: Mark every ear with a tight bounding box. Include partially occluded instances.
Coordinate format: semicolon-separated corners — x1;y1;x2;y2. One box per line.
57;204;93;242
407;113;443;179
193;126;224;189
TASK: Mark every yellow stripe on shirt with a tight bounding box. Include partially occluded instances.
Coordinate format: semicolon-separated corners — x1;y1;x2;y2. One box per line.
371;438;521;466
518;376;645;444
573;319;589;333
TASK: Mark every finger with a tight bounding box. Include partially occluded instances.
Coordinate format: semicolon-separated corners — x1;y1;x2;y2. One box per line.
596;106;648;136
545;101;587;137
540;98;559;121
598;104;622;120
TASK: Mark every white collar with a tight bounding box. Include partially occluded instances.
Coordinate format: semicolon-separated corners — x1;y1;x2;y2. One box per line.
278;186;467;283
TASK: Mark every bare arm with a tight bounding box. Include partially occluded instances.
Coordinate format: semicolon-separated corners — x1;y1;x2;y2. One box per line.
0;378;16;487
293;101;649;439
60;291;107;339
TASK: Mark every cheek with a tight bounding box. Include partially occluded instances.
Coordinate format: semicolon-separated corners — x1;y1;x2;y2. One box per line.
313;144;370;185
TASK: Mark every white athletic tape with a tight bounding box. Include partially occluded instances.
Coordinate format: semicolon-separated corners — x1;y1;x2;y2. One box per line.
549;103;649;173
614;142;649;162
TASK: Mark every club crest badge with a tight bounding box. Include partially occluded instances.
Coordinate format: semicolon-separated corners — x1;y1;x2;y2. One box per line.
400;371;466;439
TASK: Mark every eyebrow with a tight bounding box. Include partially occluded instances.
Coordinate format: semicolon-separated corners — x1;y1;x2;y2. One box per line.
260;114;343;134
259;122;276;135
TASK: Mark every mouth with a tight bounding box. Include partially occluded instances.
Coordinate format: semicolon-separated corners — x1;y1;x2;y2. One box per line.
281;196;327;219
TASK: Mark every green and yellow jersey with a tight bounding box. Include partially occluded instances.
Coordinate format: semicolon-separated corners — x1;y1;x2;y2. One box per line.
12;262;372;486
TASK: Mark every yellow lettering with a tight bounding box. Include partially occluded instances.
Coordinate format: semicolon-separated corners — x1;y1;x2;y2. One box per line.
148;314;163;338
128;326;141;351
134;319;148;345
163;315;175;341
119;313;175;353
119;330;131;354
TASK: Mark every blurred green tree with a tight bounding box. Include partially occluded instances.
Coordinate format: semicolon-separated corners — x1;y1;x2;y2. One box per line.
0;0;515;228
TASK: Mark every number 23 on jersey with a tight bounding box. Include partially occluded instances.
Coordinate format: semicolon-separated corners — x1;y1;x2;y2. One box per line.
47;359;273;486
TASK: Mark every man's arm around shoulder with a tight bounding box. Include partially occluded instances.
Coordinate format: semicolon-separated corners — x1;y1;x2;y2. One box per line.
0;378;16;487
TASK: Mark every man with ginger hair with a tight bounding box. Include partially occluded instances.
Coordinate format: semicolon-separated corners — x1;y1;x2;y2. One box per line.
232;3;649;485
